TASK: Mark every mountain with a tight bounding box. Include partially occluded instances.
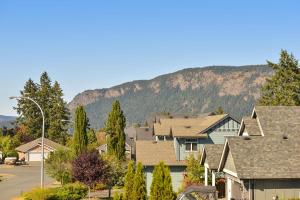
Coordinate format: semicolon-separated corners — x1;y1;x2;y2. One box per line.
0;115;16;128
68;65;272;130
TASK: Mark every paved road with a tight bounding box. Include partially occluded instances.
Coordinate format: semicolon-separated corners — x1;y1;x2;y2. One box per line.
0;163;54;200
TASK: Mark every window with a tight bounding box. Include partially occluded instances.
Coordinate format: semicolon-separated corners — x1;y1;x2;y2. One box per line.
157;136;165;141
185;139;198;152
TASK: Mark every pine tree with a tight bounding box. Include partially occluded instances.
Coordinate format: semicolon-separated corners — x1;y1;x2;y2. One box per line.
73;106;88;155
48;81;70;144
150;162;175;200
123;161;135;200
16;72;70;143
259;50;300;106
38;72;52;137
104;100;126;160
16;79;41;138
133;162;147;200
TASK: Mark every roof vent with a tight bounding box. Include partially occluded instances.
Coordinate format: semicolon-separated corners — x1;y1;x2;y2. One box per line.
169;116;173;119
243;136;251;140
283;134;288;140
152;141;157;144
184;115;189;119
185;126;191;129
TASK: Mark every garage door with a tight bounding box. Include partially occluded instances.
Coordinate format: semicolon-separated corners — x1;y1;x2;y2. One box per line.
28;152;42;161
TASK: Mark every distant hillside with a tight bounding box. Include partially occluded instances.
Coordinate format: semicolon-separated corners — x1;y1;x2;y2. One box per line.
68;65;272;129
0;115;16;128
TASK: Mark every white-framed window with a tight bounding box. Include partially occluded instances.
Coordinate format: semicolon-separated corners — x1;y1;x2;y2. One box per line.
185;138;198;152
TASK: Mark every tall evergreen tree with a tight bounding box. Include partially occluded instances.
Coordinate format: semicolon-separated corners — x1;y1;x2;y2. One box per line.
104;100;126;160
16;79;41;138
259;50;300;106
48;81;70;144
150;162;176;200
16;72;70;143
73;106;88;155
123;161;135;200
132;162;147;200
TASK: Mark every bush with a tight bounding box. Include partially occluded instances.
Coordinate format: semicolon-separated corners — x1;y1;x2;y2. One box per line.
23;188;57;200
6;150;19;160
23;183;88;200
55;182;88;200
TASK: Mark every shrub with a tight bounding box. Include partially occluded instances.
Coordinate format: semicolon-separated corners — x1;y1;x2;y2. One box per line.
23;183;88;200
55;182;88;200
6;150;19;160
23;188;57;200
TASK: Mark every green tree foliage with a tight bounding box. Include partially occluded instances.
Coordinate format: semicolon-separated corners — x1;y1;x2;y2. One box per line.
48;81;70;144
73;106;88;155
87;128;98;148
104;100;126;160
132;162;147;200
150;162;176;200
16;72;70;144
185;154;204;185
212;106;224;115
123;161;135;200
0;135;20;160
45;148;72;185
113;192;123;200
259;50;300;106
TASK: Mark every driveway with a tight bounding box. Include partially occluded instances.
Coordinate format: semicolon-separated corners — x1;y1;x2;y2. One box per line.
0;163;54;200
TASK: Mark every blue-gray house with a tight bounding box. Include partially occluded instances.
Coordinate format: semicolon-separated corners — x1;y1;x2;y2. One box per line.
135;113;240;194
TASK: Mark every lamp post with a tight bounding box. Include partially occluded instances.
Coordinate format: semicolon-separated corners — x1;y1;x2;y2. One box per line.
9;96;45;188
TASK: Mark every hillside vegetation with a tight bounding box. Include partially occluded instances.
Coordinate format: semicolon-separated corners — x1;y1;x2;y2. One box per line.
68;65;272;129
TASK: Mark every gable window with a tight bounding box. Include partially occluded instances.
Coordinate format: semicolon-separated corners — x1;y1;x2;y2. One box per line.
185;138;198;152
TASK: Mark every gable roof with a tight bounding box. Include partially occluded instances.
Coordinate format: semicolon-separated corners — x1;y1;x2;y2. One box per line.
154;114;230;137
136;127;155;140
252;106;300;137
135;140;186;166
200;144;224;170
218;136;300;179
238;117;262;136
16;138;65;153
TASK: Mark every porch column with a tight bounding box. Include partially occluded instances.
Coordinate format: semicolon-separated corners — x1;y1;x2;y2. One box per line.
205;165;208;186
212;170;216;186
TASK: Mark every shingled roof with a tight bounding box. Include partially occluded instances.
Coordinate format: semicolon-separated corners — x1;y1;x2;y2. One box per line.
238;117;262;136
16;137;65;153
200;144;224;170
219;136;300;179
135;141;186;166
253;106;300;137
154;114;229;137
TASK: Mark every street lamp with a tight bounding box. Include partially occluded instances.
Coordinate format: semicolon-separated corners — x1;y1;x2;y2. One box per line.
9;96;45;188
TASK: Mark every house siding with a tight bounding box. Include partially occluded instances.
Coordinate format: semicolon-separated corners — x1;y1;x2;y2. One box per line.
144;166;186;195
224;150;237;174
253;179;300;200
177;117;240;160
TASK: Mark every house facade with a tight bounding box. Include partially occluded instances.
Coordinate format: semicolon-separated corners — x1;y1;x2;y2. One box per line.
136;113;240;194
15;137;64;162
215;106;300;200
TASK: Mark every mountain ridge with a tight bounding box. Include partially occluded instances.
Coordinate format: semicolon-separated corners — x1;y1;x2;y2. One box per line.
68;65;272;129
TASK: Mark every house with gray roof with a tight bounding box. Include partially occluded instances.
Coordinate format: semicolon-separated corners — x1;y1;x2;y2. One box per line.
217;106;300;200
200;144;224;187
218;136;300;200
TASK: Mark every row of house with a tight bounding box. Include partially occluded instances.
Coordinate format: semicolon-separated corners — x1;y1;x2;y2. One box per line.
201;106;300;200
12;106;300;200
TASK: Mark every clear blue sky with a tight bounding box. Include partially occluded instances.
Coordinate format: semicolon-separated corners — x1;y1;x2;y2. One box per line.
1;0;300;116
